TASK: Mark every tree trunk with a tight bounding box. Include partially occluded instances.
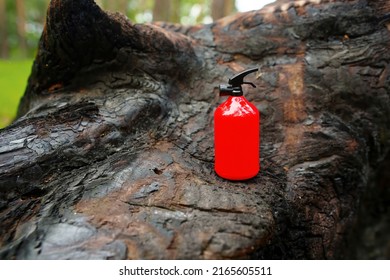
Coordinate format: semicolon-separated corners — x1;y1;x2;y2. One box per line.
211;0;235;21
153;0;172;22
0;0;8;58
15;0;27;57
1;0;390;260
170;0;181;23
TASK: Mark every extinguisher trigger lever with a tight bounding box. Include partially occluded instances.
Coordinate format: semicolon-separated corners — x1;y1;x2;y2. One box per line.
243;82;256;88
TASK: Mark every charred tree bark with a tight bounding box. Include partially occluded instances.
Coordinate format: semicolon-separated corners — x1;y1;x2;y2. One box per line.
1;0;390;259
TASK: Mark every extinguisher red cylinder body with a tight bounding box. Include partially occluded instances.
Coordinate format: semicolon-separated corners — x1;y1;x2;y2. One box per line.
214;96;260;180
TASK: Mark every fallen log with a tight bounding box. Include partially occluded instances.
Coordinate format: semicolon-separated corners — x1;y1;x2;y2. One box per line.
0;0;390;259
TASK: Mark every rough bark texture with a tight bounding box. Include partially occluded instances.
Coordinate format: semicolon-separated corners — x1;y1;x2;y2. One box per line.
1;0;390;259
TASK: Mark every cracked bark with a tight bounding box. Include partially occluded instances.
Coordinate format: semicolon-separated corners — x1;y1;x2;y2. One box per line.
1;0;390;259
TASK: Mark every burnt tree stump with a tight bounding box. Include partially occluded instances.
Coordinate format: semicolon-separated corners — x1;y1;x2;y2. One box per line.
1;0;390;259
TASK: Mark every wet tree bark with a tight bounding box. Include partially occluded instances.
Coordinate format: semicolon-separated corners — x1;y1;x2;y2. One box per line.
1;0;390;259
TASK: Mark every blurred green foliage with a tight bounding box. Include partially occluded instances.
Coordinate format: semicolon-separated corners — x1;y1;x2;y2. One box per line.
5;0;49;58
0;60;33;128
0;0;230;128
3;0;213;60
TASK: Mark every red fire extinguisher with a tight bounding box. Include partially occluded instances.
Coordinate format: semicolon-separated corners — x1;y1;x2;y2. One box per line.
214;68;260;180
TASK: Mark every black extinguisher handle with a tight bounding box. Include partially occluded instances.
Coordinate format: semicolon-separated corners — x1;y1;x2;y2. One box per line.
228;68;258;88
219;68;258;97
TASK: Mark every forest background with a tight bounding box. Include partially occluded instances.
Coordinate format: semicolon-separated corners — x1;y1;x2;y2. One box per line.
0;0;273;128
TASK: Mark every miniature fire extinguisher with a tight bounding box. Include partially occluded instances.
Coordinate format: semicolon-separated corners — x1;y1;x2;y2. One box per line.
214;68;260;180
